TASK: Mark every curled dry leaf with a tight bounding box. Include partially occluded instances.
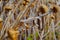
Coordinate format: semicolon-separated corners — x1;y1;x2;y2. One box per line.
0;18;3;30
8;28;19;40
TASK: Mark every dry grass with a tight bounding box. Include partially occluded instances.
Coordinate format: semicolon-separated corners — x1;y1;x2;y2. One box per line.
0;0;60;40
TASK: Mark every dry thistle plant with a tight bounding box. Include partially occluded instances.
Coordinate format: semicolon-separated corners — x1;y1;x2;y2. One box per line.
0;0;60;40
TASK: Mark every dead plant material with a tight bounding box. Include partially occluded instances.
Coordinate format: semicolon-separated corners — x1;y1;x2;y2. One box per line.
37;4;48;13
8;28;19;40
0;18;3;30
51;5;60;13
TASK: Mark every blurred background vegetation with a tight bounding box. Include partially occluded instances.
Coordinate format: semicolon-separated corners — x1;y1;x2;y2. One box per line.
0;0;60;40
